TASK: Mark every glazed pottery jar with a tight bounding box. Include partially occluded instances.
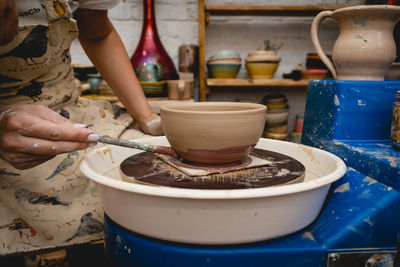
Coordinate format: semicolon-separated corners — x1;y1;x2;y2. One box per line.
136;63;163;82
245;50;281;79
311;5;400;80
160;102;266;164
130;0;178;81
86;73;103;94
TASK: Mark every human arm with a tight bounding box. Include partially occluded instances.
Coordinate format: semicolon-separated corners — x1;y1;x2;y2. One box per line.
74;9;162;135
0;105;98;169
0;0;18;45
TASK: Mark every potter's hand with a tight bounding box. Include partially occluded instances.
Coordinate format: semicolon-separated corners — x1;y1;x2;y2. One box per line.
0;0;18;45
0;105;98;170
139;112;163;136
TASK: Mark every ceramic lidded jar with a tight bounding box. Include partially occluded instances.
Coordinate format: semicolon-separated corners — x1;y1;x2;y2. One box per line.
160;102;267;164
245;50;281;79
311;5;400;80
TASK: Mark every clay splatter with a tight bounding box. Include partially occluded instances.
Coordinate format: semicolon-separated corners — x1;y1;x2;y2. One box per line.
334;182;350;193
363;176;377;186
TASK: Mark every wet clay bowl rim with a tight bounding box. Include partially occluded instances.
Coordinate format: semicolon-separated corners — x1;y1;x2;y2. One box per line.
160;102;266;164
79;136;346;244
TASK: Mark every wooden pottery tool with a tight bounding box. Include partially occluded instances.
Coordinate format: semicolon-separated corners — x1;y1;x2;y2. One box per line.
98;136;179;159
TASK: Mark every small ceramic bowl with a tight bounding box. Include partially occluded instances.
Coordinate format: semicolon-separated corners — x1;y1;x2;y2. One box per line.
161;102;267;164
140;81;166;96
301;69;328;79
246;62;279;79
245;50;281;79
264;131;288;141
266;102;288;110
207;58;242;64
263;94;287;104
266;120;288;128
265;110;289;124
246;50;281;63
265;124;288;134
207;63;241;78
266;107;289;113
209;50;241;61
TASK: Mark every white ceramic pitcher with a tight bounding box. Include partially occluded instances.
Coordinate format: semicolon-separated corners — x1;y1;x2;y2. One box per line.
311;5;400;80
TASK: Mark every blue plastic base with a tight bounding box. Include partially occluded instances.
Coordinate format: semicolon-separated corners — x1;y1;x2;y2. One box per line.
104;213;326;267
104;80;400;266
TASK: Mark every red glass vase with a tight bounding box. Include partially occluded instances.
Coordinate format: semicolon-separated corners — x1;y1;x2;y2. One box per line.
131;0;178;83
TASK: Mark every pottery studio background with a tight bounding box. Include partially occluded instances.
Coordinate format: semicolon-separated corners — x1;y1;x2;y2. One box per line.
70;0;365;132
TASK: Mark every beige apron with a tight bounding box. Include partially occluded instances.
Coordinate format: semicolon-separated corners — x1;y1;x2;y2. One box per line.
0;0;146;255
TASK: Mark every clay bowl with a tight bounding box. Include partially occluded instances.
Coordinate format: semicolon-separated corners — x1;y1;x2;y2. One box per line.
265;124;288;134
245;50;281;79
265;109;289;125
160;102;267;164
245;62;279;79
207;58;241;64
264;93;287;104
266;101;288;110
207;62;241;78
265;131;288;141
209;50;241;61
301;69;328;79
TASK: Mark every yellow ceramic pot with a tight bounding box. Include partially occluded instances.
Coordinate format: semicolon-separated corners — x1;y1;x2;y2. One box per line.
245;50;281;79
207;63;241;78
246;63;279;79
266;102;287;110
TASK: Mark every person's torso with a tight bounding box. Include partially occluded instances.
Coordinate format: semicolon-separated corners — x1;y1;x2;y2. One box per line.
17;0;79;25
16;0;121;25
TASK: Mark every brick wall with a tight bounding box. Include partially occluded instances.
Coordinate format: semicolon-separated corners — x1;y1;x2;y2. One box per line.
70;0;365;130
71;0;363;73
71;0;198;67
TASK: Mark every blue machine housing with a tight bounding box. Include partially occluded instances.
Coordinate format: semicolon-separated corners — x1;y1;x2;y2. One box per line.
104;80;400;267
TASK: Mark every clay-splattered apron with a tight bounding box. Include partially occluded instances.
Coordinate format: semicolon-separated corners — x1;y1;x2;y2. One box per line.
0;0;146;255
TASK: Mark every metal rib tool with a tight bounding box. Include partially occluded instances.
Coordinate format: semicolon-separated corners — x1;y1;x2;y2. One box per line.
97;136;179;159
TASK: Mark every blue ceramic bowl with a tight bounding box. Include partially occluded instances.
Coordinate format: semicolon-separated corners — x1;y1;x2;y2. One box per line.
207;63;241;78
209;50;241;61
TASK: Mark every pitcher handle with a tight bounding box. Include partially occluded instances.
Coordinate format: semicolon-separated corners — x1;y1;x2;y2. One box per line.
155;64;164;81
311;11;336;79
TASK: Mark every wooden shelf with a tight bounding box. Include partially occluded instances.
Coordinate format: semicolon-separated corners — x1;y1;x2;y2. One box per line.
198;2;342;101
206;78;309;87
205;5;344;17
